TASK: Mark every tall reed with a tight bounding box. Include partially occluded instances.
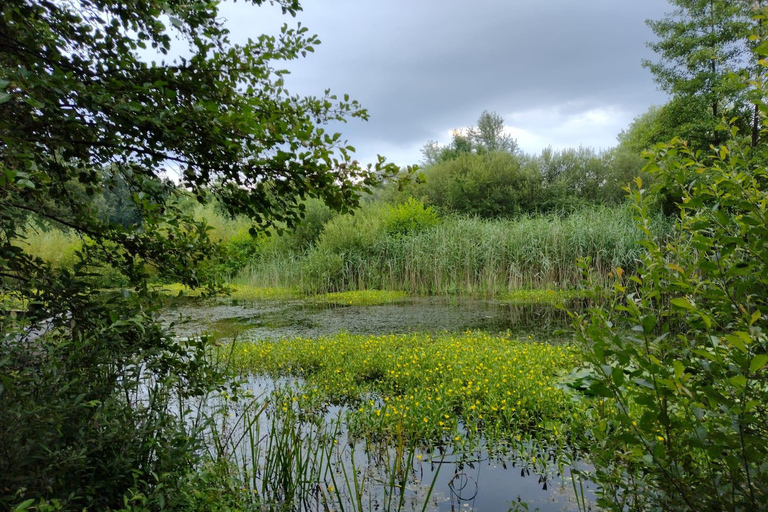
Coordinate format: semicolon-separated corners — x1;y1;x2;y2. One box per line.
239;205;672;295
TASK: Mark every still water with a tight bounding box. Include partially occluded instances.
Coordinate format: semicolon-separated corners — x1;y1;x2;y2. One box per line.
164;296;576;341
164;297;594;512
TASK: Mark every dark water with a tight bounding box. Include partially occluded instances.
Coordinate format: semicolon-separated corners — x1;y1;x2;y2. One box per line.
164;297;594;511
163;296;576;341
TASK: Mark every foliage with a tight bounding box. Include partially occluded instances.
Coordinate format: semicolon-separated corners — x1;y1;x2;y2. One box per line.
274;198;337;252
309;289;409;306
500;288;590;307
408;144;645;218
242;204;670;295
537;146;643;208
618;99;723;155
0;297;241;510
384;198;439;236
313;203;389;255
575;129;768;510
0;0;397;508
643;0;760;149
415;152;540;217
419;111;517;165
473;110;519;154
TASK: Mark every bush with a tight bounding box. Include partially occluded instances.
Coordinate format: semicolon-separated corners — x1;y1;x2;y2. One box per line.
0;292;237;510
313;203;388;255
415;152;540;217
576;131;768;511
384;198;439;236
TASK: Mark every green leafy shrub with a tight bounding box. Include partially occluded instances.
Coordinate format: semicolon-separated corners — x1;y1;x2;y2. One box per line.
0;292;237;510
384;198;439;236
575;130;768;511
415;152;540;218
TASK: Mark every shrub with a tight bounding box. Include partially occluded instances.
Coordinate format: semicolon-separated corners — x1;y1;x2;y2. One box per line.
313;203;388;255
575;130;768;511
384;198;439;236
415;152;540;218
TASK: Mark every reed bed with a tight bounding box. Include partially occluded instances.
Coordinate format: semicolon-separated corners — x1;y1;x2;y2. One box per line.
241;205;671;295
16;225;81;268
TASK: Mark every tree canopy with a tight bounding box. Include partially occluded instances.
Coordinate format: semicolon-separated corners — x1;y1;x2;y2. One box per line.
1;0;397;290
643;0;763;148
0;0;399;508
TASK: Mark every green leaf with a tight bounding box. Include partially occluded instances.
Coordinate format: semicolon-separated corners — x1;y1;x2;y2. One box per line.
750;354;768;373
673;360;684;379
729;375;747;389
12;500;35;512
671;297;695;310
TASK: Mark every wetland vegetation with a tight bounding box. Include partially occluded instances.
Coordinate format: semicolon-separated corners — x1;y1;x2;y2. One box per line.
4;0;768;511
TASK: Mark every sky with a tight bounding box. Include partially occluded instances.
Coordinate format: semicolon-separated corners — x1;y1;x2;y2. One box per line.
215;0;672;167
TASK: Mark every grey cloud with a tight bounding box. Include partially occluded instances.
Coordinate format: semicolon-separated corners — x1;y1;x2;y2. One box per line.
219;0;672;164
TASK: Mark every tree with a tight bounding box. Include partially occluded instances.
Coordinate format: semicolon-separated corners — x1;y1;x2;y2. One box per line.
0;0;398;508
418;111;518;165
577;21;768;511
472;110;518;154
644;0;761;148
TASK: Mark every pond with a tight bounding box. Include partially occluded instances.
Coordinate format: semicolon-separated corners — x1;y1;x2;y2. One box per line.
163;296;577;341
164;295;595;512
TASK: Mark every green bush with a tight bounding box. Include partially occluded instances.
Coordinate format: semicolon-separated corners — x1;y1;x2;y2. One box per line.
414;152;540;218
0;292;238;511
384;198;439;236
576;130;768;511
313;203;388;255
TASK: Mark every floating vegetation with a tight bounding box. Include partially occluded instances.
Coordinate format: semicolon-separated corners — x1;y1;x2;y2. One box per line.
226;332;586;450
308;289;410;307
500;288;591;306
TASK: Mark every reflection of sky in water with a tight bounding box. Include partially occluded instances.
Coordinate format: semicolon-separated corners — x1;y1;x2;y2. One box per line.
163;298;592;511
216;377;595;512
221;377;595;512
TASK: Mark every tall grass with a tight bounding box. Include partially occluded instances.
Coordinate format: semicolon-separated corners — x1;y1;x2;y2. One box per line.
17;225;81;268
239;205;672;295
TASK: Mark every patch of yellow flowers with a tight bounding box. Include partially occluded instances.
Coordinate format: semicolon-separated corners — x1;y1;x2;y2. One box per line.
227;331;585;446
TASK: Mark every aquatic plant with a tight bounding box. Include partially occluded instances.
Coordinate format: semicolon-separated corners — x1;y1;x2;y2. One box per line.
308;289;409;307
241;205;672;295
226;332;586;451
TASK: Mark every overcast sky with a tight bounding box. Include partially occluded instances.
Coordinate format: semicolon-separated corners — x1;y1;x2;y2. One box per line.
216;0;672;167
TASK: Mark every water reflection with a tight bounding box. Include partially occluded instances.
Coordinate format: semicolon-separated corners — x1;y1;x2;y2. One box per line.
164;297;594;511
164;296;580;341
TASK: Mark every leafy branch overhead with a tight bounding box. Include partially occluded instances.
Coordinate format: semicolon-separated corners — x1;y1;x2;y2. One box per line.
0;0;400;289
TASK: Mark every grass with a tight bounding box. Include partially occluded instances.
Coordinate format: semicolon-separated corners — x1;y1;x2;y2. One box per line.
16;225;81;268
225;332;586;451
158;284;408;306
500;288;591;306
158;283;300;301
